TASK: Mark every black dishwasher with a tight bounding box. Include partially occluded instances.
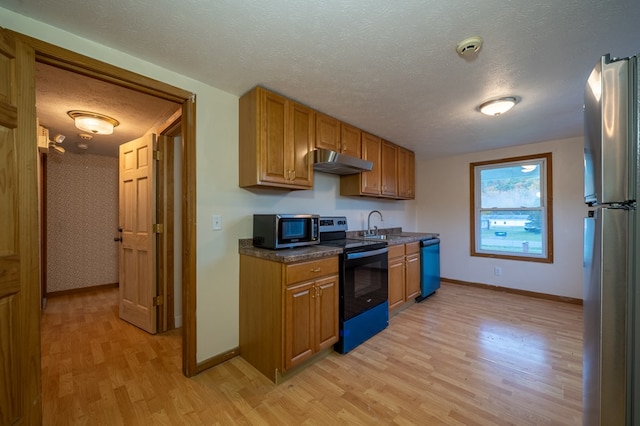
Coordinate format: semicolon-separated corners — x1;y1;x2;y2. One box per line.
416;238;440;302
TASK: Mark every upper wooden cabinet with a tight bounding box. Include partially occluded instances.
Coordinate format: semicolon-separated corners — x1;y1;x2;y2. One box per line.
398;146;415;199
340;134;414;200
315;112;361;159
340;132;381;196
381;140;398;197
315;112;340;152
239;85;414;198
340;123;362;158
239;87;314;190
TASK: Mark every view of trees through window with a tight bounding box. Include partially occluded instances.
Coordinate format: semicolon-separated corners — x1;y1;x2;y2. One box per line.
471;153;552;262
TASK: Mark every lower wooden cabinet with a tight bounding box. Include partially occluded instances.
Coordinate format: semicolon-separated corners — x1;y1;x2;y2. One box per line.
388;244;406;310
239;254;339;382
405;242;421;300
285;275;338;370
388;242;421;312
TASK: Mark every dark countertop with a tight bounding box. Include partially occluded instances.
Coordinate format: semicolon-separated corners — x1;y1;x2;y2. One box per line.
238;239;342;264
239;230;439;264
346;229;439;246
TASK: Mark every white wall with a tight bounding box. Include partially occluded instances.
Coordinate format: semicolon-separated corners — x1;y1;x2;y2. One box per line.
416;136;586;299
3;9;416;362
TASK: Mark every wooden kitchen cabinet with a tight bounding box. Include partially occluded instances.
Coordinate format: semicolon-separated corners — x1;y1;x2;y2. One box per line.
398;146;415;199
239;86;314;190
340;131;381;196
340;134;414;200
239;254;338;382
405;242;421;299
387;244;406;311
315;112;340;152
340;122;362;158
285;274;338;370
381;140;398;197
388;242;421;313
315;113;362;159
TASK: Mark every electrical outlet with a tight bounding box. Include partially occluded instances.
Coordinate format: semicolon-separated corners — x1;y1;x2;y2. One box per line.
212;214;222;231
494;266;502;276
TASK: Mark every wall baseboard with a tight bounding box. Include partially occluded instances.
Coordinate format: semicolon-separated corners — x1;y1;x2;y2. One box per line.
442;278;583;305
196;347;240;374
46;282;119;298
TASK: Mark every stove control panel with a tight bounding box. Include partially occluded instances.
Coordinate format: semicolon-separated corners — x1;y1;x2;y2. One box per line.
319;216;348;232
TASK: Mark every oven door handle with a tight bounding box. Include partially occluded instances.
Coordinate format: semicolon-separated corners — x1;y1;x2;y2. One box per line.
345;247;389;260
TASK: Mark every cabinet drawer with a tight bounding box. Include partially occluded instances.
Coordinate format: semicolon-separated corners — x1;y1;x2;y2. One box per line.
286;257;338;285
388;244;405;259
405;241;420;255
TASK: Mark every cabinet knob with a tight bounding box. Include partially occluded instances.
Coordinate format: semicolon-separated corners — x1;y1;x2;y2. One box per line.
311;267;321;273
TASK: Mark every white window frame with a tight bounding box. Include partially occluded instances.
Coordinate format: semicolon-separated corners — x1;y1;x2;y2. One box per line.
470;153;553;263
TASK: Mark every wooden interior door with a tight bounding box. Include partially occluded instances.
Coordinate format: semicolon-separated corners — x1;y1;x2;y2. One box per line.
118;134;158;334
0;28;42;424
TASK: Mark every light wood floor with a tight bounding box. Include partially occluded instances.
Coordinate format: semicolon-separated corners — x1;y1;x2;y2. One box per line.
41;282;583;425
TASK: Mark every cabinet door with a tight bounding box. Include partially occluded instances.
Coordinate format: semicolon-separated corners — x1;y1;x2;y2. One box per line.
381;140;398;197
361;132;381;195
315;112;340;152
285;280;315;370
388;255;405;311
398;147;415;199
340;122;362;158
260;89;289;185
405;253;421;300
315;275;339;351
289;102;314;187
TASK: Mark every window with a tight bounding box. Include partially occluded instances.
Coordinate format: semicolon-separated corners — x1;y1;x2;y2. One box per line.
470;153;553;263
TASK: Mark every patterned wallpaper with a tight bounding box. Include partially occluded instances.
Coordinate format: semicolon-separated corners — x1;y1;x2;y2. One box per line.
46;152;119;293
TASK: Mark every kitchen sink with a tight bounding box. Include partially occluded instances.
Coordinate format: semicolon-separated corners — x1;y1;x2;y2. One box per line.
363;234;389;240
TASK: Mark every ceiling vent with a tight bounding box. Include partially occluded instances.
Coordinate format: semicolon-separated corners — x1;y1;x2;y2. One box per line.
456;36;483;57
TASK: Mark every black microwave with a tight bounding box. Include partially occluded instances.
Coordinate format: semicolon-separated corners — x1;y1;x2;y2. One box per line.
253;214;320;249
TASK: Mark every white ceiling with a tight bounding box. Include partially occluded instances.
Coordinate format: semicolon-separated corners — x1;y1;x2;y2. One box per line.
36;62;180;157
4;1;640;159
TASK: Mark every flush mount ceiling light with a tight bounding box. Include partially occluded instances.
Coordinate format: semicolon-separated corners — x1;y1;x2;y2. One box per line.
67;110;119;135
478;97;518;116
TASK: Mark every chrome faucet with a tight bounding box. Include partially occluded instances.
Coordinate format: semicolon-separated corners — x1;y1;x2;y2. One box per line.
366;210;383;236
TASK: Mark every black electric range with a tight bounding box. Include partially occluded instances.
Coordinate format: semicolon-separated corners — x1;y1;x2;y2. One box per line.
318;216;389;354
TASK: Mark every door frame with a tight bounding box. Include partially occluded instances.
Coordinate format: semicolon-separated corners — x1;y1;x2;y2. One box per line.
11;30;199;376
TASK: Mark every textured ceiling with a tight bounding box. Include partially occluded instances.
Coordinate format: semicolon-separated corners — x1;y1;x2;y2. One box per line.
4;1;640;159
36;63;180;157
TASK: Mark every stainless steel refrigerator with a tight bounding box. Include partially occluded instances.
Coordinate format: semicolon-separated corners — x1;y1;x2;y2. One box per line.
583;53;639;425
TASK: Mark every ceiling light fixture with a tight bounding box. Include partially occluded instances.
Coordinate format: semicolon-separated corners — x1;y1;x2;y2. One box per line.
67;110;119;135
478;97;518;116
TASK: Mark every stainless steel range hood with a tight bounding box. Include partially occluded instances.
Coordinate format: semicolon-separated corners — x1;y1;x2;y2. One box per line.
312;148;373;175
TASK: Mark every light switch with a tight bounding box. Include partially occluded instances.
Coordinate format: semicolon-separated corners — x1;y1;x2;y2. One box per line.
212;214;222;230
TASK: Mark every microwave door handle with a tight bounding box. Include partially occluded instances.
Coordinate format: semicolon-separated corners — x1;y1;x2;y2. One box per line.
346;247;389;260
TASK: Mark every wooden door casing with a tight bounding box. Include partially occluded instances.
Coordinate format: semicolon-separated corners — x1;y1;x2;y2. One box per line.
119;134;157;334
0;27;42;424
